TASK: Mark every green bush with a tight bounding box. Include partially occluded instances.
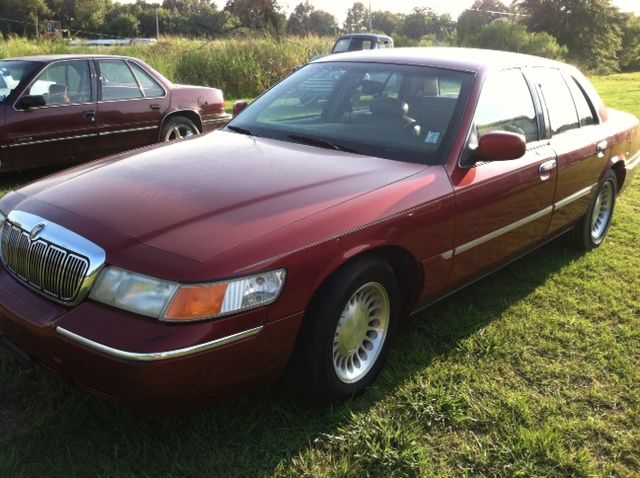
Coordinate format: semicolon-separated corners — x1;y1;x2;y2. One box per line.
0;36;332;99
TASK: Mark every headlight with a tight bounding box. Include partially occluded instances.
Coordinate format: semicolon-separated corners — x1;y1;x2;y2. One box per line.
90;267;286;322
89;267;179;318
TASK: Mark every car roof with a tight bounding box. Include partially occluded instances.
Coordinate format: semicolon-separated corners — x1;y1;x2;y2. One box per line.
2;54;137;62
314;47;565;73
337;33;393;40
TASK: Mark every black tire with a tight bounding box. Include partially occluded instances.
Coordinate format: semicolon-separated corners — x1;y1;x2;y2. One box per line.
160;116;200;142
291;256;401;403
572;170;617;250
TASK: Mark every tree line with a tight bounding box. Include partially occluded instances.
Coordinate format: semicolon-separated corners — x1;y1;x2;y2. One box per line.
0;0;638;73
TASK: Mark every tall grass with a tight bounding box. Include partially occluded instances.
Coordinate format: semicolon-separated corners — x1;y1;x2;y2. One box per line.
0;36;332;98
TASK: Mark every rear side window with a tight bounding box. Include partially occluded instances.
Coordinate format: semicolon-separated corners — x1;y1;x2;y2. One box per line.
129;62;164;98
474;69;538;143
566;76;596;127
531;68;579;135
99;60;142;101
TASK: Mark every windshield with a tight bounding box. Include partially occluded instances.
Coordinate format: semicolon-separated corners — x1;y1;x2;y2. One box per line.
227;62;473;164
0;60;41;103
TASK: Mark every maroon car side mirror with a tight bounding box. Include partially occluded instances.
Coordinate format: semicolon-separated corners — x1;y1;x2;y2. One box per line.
233;101;249;117
478;131;526;161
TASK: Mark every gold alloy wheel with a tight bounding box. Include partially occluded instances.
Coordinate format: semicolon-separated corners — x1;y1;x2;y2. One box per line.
332;282;390;384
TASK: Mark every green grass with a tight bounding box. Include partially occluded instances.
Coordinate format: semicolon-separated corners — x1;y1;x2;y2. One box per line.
1;73;640;477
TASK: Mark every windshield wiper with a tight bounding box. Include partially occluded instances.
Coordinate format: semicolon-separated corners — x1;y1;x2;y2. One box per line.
287;134;362;154
226;125;255;136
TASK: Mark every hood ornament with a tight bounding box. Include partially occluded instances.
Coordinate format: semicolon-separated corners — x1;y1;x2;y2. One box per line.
29;223;46;241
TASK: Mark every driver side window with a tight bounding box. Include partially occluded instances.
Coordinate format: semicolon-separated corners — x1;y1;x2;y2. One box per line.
27;60;93;106
474;69;539;144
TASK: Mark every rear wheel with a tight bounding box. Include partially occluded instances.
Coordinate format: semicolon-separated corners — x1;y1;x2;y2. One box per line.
572;170;617;250
161;116;199;142
292;256;400;402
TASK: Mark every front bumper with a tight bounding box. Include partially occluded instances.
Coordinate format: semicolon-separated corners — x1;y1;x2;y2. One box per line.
0;265;303;408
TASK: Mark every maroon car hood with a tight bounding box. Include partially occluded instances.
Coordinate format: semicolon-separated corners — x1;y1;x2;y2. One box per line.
13;131;425;264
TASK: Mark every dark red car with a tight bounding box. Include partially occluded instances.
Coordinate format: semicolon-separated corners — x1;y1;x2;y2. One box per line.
0;49;639;407
0;54;230;172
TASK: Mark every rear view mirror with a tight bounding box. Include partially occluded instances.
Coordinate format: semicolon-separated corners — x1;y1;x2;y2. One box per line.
17;95;46;110
478;131;526;161
232;100;248;117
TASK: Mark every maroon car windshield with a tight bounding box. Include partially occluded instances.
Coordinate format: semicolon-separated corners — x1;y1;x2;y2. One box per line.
227;61;473;164
0;60;41;103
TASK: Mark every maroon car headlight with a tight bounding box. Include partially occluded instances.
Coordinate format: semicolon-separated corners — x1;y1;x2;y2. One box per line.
89;266;286;322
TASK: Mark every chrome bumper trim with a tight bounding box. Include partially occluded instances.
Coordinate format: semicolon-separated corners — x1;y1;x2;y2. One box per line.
626;151;640;170
554;184;596;210
56;325;263;362
455;206;553;255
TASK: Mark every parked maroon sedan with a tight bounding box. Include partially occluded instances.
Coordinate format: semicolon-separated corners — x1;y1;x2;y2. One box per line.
0;49;638;407
0;54;230;172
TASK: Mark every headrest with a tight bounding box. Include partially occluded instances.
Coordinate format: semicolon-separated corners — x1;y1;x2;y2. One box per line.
369;97;409;117
49;83;67;95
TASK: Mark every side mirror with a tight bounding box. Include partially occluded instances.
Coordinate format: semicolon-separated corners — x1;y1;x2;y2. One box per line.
232;100;248;117
478;131;526;161
17;95;46;110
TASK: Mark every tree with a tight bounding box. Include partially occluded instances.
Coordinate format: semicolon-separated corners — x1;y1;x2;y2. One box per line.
287;1;313;36
224;0;285;35
400;7;454;42
462;19;567;59
106;12;140;37
308;10;336;37
512;0;623;72
344;2;368;33
620;13;640;71
456;0;510;45
73;0;111;33
371;11;403;36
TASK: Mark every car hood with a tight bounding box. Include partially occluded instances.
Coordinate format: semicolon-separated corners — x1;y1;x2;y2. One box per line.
10;130;426;265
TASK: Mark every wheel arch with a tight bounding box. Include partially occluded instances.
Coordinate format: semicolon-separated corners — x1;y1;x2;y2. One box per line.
610;158;626;194
307;245;423;320
158;110;203;141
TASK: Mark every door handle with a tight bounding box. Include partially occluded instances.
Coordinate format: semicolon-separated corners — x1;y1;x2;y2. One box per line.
596;140;608;159
150;104;160;111
539;159;557;181
83;110;96;122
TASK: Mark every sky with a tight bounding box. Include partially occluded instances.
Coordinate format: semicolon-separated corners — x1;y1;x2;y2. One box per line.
117;0;640;22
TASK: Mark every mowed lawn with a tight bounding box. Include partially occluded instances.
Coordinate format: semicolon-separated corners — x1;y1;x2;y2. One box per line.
1;74;639;478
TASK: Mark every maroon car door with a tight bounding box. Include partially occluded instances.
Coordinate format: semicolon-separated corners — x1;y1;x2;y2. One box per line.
3;59;97;170
95;59;169;155
448;68;557;287
528;68;609;235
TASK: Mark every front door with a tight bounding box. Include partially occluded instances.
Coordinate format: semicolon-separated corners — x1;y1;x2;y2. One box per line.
4;59;97;171
449;68;557;287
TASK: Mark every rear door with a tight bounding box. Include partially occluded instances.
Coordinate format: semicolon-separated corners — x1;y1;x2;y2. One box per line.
4;59;97;170
527;67;608;235
95;59;169;155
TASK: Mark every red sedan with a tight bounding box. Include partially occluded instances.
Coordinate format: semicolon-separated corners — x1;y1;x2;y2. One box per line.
0;49;638;407
0;54;230;172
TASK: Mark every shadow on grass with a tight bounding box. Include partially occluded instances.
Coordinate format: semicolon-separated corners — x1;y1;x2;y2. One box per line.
0;231;587;477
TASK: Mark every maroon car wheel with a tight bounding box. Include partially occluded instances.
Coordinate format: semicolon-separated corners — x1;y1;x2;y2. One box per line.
161;116;200;142
292;256;400;403
572;170;617;250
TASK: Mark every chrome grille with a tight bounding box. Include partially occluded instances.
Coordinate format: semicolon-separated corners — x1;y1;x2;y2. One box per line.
1;221;89;302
